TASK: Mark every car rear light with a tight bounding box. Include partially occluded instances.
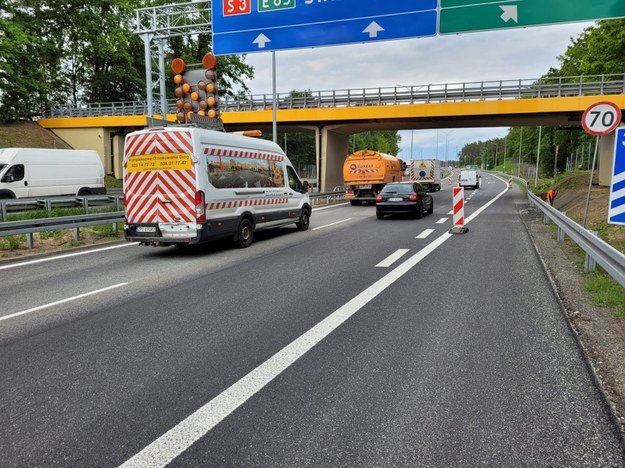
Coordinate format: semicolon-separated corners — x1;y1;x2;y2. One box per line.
409;193;418;201
195;190;206;223
375;194;383;202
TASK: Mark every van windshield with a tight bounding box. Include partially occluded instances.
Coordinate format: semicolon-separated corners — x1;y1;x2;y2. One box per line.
0;163;6;173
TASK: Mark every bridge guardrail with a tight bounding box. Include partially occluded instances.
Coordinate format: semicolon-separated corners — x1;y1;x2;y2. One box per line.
514;176;625;289
44;73;625;118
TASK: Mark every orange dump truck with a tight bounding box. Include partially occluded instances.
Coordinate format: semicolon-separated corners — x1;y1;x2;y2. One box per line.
343;149;404;205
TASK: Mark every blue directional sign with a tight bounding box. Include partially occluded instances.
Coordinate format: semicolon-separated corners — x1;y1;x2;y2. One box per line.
609;128;625;225
212;0;437;55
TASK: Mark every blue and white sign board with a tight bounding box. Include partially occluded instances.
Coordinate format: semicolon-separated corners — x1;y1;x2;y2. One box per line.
609;127;625;225
212;0;437;55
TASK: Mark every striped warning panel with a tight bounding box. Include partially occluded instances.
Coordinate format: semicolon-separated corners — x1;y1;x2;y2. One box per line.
350;169;378;174
208;198;288;210
204;147;283;161
452;186;465;227
124;130;196;224
609;128;625;225
125;130;193;161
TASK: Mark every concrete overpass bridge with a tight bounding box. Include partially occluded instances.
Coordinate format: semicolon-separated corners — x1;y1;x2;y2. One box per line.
37;74;625;191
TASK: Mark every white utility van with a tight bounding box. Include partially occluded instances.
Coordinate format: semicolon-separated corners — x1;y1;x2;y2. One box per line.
0;148;106;199
459;169;480;189
122;126;311;248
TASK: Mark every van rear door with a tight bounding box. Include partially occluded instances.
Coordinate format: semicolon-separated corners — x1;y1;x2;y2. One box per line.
124;130;197;226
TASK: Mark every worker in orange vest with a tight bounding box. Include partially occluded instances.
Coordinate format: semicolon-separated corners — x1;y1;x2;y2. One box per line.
546;189;558;206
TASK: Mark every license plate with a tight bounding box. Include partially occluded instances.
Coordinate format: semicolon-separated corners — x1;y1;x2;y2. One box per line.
389;197;403;202
136;226;156;233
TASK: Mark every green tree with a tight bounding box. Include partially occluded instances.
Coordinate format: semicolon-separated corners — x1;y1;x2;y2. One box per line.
350;131;400;156
0;2;49;120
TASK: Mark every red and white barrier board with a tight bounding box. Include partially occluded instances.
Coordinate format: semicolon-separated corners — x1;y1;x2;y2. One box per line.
450;186;468;234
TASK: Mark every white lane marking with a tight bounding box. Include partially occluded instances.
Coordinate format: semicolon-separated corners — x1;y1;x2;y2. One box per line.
447;210;453;215
436;218;448;224
0;243;138;270
119;187;509;468
312;202;350;212
416;229;435;239
0;283;128;322
312;218;352;231
375;249;410;268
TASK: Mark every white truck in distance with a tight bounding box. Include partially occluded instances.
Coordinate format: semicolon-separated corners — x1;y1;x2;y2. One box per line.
0;148;106;199
409;158;442;191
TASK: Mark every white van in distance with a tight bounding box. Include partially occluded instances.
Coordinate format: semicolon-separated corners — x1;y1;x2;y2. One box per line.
459;169;480;190
0;148;106;199
123;126;312;248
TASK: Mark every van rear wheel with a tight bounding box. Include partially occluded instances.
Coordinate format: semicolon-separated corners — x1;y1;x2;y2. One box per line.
236;218;254;248
296;208;310;231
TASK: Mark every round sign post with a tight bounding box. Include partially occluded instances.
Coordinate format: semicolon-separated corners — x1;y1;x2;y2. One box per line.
581;101;623;227
581;101;622;136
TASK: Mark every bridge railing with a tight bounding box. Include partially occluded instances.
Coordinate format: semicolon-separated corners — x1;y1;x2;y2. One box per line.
44;74;625;119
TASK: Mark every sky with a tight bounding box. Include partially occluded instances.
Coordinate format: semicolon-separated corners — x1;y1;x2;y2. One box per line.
235;21;594;161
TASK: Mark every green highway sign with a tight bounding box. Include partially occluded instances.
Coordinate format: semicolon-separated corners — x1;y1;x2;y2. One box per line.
440;0;625;35
258;0;295;13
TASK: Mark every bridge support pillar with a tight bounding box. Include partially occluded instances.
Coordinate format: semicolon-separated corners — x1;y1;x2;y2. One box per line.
598;128;621;187
320;126;349;192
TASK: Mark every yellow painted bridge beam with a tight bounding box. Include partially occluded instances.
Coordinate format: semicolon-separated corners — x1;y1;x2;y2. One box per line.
37;95;625;130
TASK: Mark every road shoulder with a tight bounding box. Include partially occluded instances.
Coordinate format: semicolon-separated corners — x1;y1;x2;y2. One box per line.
520;204;625;436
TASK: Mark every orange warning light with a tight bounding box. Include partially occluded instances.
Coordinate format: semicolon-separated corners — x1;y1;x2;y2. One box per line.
202;53;217;70
171;58;186;74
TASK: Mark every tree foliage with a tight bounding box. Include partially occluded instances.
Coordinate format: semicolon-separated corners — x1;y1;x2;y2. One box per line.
350;131;401;156
0;0;253;122
460;19;625;177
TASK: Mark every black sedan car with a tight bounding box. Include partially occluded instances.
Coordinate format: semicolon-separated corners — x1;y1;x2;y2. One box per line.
375;182;434;219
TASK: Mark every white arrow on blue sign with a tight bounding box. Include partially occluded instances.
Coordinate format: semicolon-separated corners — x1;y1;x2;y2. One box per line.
609;127;625;225
212;0;437;55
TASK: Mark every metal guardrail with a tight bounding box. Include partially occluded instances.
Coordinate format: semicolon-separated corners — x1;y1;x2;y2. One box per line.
0;195;124;221
0;212;125;248
525;184;625;289
44;73;625;118
0;192;344;248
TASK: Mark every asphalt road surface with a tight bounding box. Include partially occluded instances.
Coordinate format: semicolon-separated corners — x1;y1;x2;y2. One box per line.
1;173;624;467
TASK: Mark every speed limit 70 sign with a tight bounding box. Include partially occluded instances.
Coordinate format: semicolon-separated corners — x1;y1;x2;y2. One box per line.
582;101;622;136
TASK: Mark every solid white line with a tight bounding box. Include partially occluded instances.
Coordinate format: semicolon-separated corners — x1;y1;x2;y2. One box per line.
436;218;448;224
0;243;138;270
0;283;129;322
312;218;352;231
312;202;350;212
119;186;510;468
416;229;435;239
375;249;410;268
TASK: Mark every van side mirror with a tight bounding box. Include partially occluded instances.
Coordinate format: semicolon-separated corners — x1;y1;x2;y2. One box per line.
3;174;14;183
301;180;309;194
